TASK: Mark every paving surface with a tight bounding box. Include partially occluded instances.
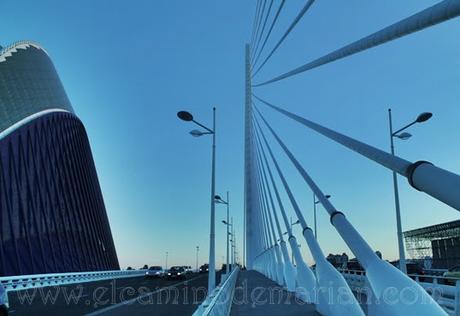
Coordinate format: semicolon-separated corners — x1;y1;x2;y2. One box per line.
7;272;220;315
230;271;319;315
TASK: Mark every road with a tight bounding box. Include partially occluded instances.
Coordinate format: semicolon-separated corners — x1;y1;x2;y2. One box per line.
231;271;318;315
7;272;221;315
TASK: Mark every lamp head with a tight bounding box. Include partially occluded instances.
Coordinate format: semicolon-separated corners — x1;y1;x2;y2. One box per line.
190;129;206;137
395;132;412;140
416;112;432;123
177;111;194;121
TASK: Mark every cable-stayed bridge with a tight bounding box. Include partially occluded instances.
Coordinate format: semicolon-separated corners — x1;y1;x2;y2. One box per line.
2;1;460;315
242;0;460;315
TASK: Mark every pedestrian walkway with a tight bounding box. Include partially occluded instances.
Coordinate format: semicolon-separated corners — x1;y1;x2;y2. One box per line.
230;271;319;315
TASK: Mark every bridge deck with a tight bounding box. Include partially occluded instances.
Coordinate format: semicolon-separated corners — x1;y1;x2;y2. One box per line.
230;271;319;315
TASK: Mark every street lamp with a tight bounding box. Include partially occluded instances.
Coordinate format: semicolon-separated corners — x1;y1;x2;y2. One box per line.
313;194;331;240
165;251;168;270
224;218;236;269
215;192;230;275
231;217;236;268
388;109;432;274
177;108;217;292
196;246;199;272
283;218;300;236
222;218;233;274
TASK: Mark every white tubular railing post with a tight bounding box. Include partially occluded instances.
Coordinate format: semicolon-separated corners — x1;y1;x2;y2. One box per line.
256;138;286;287
268;250;274;279
255;161;272;280
270;248;278;281
254;130;277;282
254;114;363;315
279;241;297;291
286;236;317;304
455;280;460;316
256;96;460;213
256;106;447;315
273;245;285;286
257;166;280;283
254;121;313;294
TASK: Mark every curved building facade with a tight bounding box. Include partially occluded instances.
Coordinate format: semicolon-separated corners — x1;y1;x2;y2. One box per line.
0;42;119;276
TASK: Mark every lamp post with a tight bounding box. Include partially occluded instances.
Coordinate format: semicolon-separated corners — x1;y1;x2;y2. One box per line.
216;192;230;276
177;108;217;292
196;246;199;272
313;194;331;240
222;218;233;272
232;217;235;267
165;251;168;270
229;236;233;269
388;109;432;274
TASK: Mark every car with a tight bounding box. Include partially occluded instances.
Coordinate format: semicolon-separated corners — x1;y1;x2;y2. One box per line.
406;263;425;276
199;264;209;273
444;265;460;278
182;266;193;274
443;265;460;284
166;266;186;280
0;286;8;316
390;261;425;275
145;266;165;278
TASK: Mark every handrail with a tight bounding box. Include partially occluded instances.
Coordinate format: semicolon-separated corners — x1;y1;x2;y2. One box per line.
193;267;240;316
0;269;147;292
339;268;460;315
339;268;460;282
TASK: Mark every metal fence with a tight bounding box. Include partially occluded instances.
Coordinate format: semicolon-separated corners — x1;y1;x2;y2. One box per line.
340;269;460;315
0;269;146;292
193;267;240;316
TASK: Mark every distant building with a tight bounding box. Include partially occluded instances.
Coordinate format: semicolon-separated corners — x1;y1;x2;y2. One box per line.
0;41;119;276
404;219;460;269
326;253;349;268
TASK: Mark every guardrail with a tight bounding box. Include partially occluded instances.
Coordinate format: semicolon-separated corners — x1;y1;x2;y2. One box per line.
339;269;460;315
421;268;449;277
0;269;147;292
193;267;240;316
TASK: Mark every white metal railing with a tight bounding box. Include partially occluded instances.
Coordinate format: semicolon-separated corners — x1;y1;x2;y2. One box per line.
0;269;147;292
193;267;240;316
340;269;460;315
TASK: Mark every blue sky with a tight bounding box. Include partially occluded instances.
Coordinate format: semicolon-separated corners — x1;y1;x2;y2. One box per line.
2;0;460;268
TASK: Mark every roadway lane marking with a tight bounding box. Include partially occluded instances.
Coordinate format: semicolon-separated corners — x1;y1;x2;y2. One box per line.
84;275;206;316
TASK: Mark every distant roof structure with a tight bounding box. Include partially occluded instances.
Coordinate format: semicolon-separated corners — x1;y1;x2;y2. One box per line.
404;220;460;240
404;219;460;268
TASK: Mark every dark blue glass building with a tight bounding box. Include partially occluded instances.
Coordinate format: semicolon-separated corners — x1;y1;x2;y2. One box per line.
0;42;119;276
